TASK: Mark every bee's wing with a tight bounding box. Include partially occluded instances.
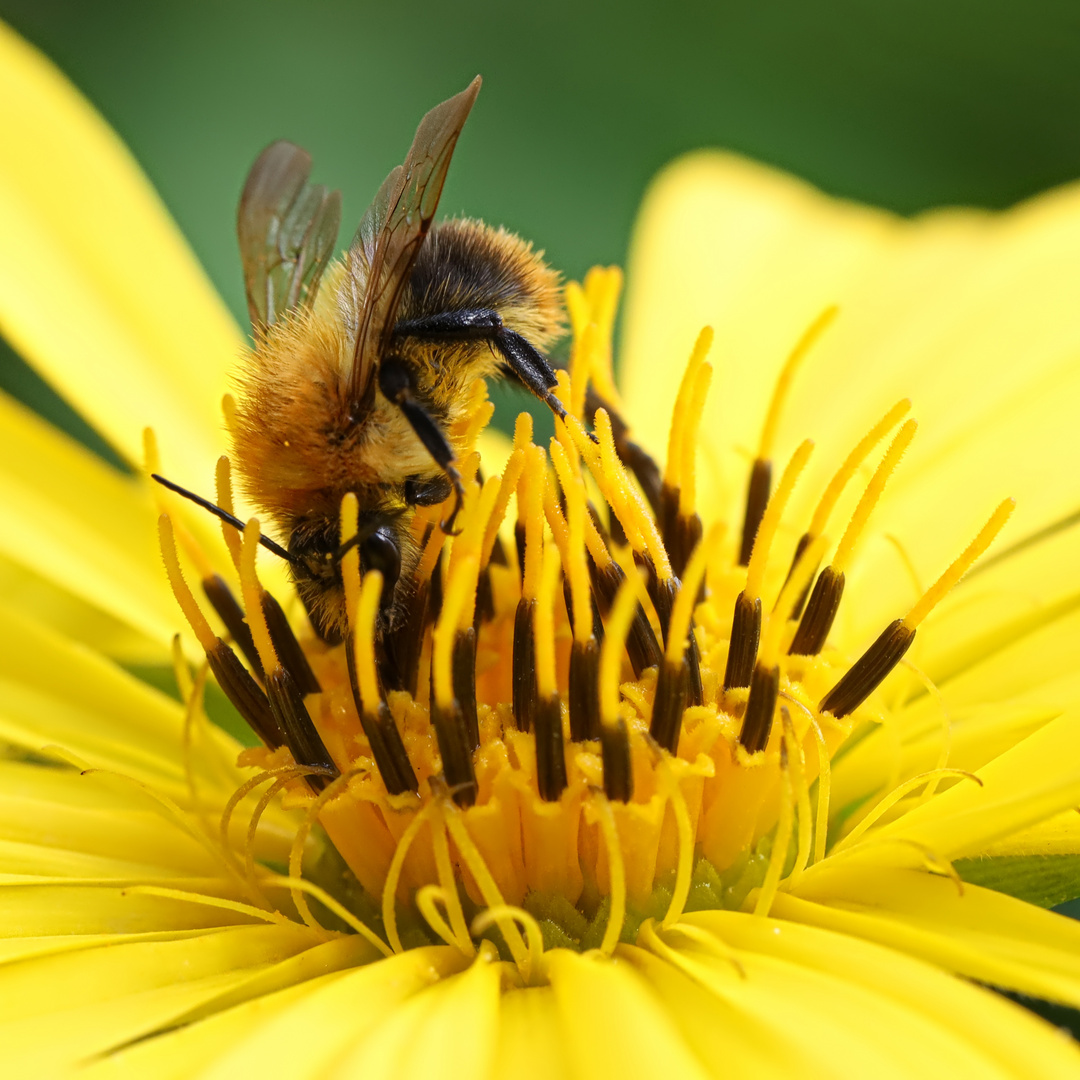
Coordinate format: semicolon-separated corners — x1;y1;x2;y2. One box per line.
238;141;342;331
345;77;482;405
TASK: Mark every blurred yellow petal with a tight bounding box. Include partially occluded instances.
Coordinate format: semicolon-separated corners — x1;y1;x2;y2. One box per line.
0;21;239;482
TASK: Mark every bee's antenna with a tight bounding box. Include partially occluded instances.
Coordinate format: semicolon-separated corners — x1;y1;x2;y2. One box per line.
151;474;298;565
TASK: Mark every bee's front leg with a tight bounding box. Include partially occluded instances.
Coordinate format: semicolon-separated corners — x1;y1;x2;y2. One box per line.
377;356;465;534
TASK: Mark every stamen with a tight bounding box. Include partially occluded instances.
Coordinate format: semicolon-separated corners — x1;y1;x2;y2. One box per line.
599;576;639;801
821;499;1014;718
471;907;545;985
589;793;628;955
261;875;391;957
551;441;594;644
214;455;243;571
237;519;280;675
664;328;714;497
201;573;263;678
739;307;836;563
480;448;526;571
158;515;216;653
833;768;982;854
534;543;568;801
656;754;694;930
416;886;471;953
382;802;435;954
753;708;796;917
782;710;813;888
431;554;479;805
441;800;531;971
430;806;475;955
726;439;813;691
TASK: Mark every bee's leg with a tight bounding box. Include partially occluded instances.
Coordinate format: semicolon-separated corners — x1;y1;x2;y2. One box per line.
378;356;464;533
393;309;577;431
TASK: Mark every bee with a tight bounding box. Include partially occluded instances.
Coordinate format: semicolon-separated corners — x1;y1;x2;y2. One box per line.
163;78;569;647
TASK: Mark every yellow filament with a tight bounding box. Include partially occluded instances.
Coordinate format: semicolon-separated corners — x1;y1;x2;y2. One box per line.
450;477;500;626
171;632;195;703
753;733;795;917
430;809;475;956
834;768;982;853
158;515;217;652
339;492;361;629
832;419;917;573
471;906;544;985
595;409;673;580
534;542;563;700
416;518;448;584
678;361;714;519
289;770;364;933
593;794;627;955
760;533;828;664
542;473;571;562
416;886;469;952
480;448;526;567
900;658;952;803
664;327;714;490
214;456;243;571
808;399;911;538
127;886;293;927
645;919;746;979
261;875;392;956
783;713;813;888
809;715;831;866
382;803;435;954
244;776;291;893
220;766;309;874
355;571;384;715
461;380;494;450
441;802;530;970
656;757;694;930
665;522;725;664
221;393;239;440
568;321;596;420
178;659;214;840
599;576;640;729
904;498;1016;629
588;266;624;406
239;518;280;675
432;555;477;709
551;440;594;642
519;445;547;601
757;305;837;459
744;439;814;600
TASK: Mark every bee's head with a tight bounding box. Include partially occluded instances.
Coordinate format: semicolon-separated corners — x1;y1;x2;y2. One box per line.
288;512;402;644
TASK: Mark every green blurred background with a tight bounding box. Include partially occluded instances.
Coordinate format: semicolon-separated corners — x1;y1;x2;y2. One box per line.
5;0;1080;451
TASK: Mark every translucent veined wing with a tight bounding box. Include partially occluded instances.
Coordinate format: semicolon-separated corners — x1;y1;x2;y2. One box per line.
237;141;342;331
345;77;482;405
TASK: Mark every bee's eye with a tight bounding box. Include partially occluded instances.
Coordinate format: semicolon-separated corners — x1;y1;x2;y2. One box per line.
361;526;401;606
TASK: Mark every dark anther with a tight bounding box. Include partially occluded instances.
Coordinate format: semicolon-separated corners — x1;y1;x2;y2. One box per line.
261;590;321;695
789;566;845;657
723;590;762;691
586;387;663;514
686;625;704;707
430;697;478;807
474;566;495;629
427;556;444;626
782;533;820;621
657;483;704;583
453;627;479;751
650;658;689;754
738;662;780;754
513;598;538;732
589;559;662;677
535;694;568;801
739;458;772;566
202;574;263;679
569;636;602;741
601;717;633;803
380;577;429;696
514;521;527;580
344;641;418;795
820;619;915;719
265;666;338;791
647;572;676;642
206;639;284;748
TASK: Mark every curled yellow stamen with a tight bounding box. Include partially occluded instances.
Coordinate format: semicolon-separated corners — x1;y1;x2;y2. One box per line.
753;713;796;917
430;808;475;956
471;906;545;985
904;498;1015;629
534;541;563;700
592;793;627;955
657;756;694;930
665;327;714;491
832;419;917;574
783;711;813;888
158;515;216;652
382;803;435;954
239;518;279;674
355;571;384;715
261;875;391;956
745;439;814;601
758;305;837;460
808;398;911;538
214;456;243;571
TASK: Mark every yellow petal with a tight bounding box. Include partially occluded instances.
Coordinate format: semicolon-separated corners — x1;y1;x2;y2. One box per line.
682;911;1080;1079
0;21;239;482
781;869;1080;1008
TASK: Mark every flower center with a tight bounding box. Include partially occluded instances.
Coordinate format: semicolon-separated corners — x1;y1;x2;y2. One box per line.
155;266;1011;967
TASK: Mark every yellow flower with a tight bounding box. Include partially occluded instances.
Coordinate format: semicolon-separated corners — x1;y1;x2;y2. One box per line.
2;19;1080;1079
